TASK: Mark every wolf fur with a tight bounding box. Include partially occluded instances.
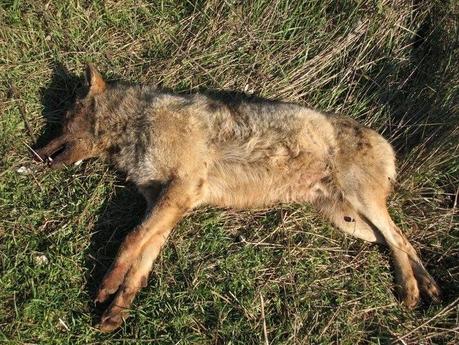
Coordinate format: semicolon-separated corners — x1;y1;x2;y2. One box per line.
35;64;441;332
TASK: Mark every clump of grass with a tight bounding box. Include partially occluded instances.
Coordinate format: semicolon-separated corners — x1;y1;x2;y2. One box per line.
1;0;458;344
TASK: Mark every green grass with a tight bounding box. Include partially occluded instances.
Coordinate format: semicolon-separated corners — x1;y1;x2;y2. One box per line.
1;0;458;344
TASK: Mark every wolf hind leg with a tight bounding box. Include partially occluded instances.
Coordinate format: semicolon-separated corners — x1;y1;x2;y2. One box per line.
316;194;419;307
317;197;385;244
345;193;441;307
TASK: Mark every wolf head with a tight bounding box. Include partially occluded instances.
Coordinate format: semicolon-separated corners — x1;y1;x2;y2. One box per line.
35;64;108;168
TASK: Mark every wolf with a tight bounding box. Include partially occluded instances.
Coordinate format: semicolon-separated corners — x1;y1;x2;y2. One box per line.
34;64;441;332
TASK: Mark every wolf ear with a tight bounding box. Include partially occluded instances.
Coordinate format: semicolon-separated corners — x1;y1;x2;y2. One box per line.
85;63;106;95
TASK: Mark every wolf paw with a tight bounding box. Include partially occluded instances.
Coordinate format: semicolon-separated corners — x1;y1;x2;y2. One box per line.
96;283;141;332
418;275;442;304
98;312;125;333
95;262;131;303
400;279;420;309
95;255;150;332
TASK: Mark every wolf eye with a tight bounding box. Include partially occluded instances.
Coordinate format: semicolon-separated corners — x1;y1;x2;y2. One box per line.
63;110;71;119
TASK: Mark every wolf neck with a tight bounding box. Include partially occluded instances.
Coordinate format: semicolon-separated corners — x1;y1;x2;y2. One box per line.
95;85;157;177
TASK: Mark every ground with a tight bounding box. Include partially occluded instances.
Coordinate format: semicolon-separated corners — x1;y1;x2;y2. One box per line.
0;1;458;344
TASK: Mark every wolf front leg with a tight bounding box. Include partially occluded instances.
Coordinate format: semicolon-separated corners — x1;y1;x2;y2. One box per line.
96;178;204;332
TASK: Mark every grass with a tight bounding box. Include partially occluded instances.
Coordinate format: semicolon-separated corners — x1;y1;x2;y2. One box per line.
0;0;458;343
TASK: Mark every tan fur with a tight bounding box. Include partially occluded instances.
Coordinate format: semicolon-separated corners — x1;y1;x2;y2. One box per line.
35;65;441;332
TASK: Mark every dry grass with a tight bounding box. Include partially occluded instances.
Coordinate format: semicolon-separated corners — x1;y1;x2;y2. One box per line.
1;0;458;344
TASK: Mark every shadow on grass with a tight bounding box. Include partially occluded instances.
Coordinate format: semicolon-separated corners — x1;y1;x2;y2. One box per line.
85;182;146;323
34;62;85;149
369;8;459;303
366;4;458;158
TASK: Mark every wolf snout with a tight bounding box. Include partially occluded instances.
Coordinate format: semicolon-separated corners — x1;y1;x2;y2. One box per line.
32;136;69;166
